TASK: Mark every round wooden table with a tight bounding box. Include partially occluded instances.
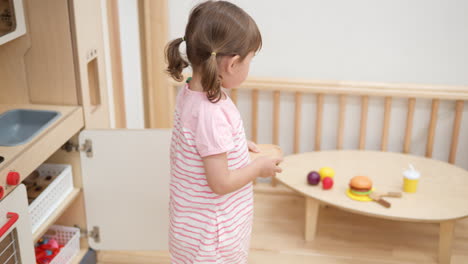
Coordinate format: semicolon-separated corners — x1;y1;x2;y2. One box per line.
276;151;468;264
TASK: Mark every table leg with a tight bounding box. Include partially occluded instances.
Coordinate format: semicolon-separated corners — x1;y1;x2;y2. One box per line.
305;197;320;241
439;220;455;264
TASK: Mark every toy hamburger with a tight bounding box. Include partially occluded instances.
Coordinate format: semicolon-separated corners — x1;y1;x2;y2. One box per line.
349;176;373;197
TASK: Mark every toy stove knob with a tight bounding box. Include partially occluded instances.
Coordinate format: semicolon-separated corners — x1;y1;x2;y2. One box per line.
7;171;20;186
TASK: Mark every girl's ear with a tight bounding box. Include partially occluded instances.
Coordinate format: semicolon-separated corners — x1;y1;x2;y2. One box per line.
225;55;241;75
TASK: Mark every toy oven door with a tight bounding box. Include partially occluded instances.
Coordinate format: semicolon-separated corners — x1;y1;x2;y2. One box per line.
0;185;35;264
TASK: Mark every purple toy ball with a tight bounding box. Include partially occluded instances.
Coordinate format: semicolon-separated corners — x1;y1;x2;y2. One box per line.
307;171;321;185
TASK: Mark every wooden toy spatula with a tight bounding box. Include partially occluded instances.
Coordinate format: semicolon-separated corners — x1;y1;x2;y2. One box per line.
369;192;391;208
376;192;402;198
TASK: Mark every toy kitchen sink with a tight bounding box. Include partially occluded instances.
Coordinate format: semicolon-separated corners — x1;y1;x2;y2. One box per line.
0;109;61;146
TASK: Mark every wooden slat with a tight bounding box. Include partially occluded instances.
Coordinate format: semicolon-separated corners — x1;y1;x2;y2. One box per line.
449;101;464;164
139;0;172;128
426;99;440;158
273;91;280;145
337;95;346;149
294;92;302;154
108;0;127;128
381;97;392;151
169;77;468;101
359;96;369;150
404;98;416;153
231;88;238;105
239;77;468;100
272;91;281;187
252;90;259;142
315;94;324;151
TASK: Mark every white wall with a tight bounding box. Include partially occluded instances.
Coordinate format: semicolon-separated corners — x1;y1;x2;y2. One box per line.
101;0;145;129
118;0;145;129
169;0;468;85
168;0;468;170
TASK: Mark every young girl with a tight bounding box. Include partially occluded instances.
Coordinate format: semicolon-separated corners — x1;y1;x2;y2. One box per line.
165;1;282;263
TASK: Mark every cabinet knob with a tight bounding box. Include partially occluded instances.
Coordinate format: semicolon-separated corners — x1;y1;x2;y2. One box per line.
7;171;20;186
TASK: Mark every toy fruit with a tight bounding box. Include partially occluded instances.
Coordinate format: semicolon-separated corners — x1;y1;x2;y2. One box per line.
322;177;334;190
319;167;335;180
307;171;321;185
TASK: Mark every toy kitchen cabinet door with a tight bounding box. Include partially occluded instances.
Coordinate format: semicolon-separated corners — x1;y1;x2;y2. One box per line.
79;129;171;250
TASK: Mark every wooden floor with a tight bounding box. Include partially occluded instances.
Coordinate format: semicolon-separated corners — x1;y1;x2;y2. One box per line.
98;184;468;264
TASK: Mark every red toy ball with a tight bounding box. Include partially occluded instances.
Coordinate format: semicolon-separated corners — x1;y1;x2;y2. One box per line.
322;177;334;190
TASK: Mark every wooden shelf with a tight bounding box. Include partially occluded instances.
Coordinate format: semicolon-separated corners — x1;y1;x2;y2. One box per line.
33;188;81;241
98;251;170;263
70;249;88;264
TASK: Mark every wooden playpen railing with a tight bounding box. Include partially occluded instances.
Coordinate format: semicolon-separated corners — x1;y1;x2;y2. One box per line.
171;77;468;186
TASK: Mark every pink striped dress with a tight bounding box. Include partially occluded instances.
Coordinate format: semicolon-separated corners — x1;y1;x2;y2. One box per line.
169;84;253;263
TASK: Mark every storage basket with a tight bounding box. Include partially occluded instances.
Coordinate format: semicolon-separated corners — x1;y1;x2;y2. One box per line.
28;164;74;233
42;225;81;264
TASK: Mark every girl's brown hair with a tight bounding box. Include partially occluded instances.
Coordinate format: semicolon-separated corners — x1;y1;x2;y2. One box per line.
165;1;262;103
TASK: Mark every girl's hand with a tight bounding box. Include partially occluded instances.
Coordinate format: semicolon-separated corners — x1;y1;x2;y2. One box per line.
248;141;260;153
254;156;283;178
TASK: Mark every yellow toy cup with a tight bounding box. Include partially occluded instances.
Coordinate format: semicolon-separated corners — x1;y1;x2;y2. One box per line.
403;164;420;193
403;178;419;193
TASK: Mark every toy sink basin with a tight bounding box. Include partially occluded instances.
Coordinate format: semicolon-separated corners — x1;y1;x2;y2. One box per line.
0;109;61;146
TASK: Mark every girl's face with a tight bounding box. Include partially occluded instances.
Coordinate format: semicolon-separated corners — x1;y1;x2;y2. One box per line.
219;52;255;89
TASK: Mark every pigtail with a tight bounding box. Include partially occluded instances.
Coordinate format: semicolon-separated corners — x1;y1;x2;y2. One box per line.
201;53;222;103
165;38;189;81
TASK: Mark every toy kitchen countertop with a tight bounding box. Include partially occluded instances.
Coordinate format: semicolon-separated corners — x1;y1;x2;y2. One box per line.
0;104;83;199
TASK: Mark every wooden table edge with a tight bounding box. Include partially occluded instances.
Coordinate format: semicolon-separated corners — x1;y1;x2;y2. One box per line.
277;178;468;223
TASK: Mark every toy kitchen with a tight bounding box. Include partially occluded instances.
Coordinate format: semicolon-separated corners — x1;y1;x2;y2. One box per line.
0;0;171;263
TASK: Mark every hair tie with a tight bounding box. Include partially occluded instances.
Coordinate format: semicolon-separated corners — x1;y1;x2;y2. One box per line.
211;52;217;56
181;36;185;42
